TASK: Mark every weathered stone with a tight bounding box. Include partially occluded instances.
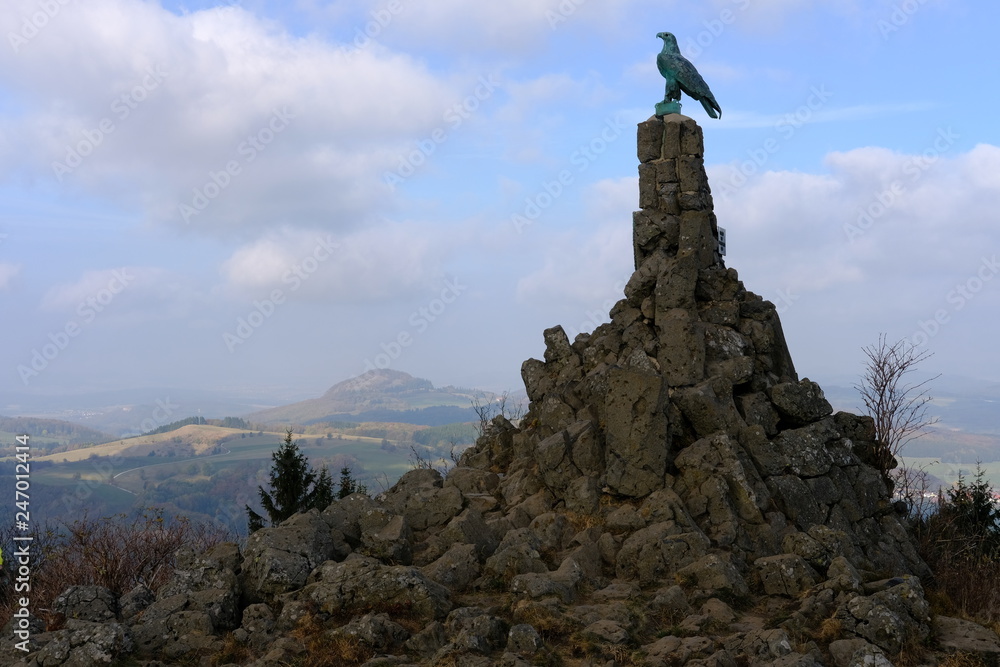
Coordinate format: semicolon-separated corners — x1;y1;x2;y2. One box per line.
602;366;670;496
54;586;118;623
933;615;1000;659
361;513;414;565
118;584;154;622
423;543;481;592
296;556;452;621
768;475;826;530
661;115;682;158
656;307;705;386
724;628;793;663
381;468;465;531
616;524;710;584
754;554;818;597
564;475;601;514
837;577;930;654
506;623;544;656
535;429;582;492
673;381;745;439
483;538;548;584
637;116;665;163
770;379;833;425
242;511;336;599
736;393;781;436
441;508;499;560
678;116;704;156
446;607;508;653
583;619;629;644
26;620;133;666
446;466;500;495
322;491;379;545
330;612;410;651
405;620;447;657
239;602;276;650
676;554;749;598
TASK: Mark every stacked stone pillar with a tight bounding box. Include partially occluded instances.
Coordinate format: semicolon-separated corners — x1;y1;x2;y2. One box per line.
634;114;721;271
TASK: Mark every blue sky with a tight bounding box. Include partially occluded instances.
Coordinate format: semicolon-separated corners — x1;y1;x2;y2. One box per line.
1;0;998;403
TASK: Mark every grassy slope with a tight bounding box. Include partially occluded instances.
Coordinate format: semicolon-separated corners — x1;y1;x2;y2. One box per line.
13;422;440;530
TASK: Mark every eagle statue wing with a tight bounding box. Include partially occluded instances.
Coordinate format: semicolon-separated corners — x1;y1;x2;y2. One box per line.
655;32;722;119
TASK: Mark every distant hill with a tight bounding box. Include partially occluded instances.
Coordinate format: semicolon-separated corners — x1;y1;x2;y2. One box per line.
247;369;482;424
0;415;112;450
307;405;478;427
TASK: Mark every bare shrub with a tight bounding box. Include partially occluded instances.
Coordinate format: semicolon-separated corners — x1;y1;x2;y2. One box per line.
856;334;939;482
472;390;526;438
0;507;227;628
892;462;939;520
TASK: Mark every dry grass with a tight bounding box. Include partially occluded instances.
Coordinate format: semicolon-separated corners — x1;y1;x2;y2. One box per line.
512;600;579;641
813;617;844;643
291;611;376;667
937;653;988;667
922;550;1000;625
892;635;930;667
210;633;253;666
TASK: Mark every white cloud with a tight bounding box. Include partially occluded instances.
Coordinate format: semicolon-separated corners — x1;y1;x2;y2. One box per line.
0;0;464;234
220;222;457;301
39;265;202;322
712;142;1000;298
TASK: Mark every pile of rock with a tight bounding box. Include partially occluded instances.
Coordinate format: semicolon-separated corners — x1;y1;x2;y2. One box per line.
10;116;1000;666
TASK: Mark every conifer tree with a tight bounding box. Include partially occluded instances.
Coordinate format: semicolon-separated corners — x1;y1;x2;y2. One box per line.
337;465;367;498
246;429;333;533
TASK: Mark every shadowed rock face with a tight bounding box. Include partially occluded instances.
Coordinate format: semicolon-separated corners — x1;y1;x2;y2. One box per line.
13;116;1000;667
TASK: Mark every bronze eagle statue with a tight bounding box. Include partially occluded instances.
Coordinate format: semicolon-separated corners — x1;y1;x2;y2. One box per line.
656;31;721;119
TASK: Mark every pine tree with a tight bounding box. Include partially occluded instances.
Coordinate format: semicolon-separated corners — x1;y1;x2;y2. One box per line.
312;466;334;511
943;464;1000;556
338;465;356;499
246;429;334;533
246;506;265;534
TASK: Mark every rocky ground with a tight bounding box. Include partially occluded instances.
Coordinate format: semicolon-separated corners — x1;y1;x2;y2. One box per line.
8;115;1000;667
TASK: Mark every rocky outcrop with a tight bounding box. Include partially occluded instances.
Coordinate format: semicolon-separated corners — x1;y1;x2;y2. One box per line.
12;115;996;666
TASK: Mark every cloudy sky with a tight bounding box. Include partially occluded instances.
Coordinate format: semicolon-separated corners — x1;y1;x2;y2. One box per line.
1;0;998;403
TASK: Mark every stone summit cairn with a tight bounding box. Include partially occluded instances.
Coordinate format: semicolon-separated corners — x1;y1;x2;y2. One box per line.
11;116;1000;667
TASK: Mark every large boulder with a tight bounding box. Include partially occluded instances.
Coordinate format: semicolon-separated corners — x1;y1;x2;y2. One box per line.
287;556;453;622
242;510;342;599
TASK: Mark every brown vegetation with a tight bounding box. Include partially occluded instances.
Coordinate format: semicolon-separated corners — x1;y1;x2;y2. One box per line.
0;507;227;629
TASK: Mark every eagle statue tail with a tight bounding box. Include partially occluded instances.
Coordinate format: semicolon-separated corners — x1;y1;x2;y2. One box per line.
700;96;721;119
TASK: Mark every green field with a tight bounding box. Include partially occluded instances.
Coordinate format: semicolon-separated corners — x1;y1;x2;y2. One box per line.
5;423;453;535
